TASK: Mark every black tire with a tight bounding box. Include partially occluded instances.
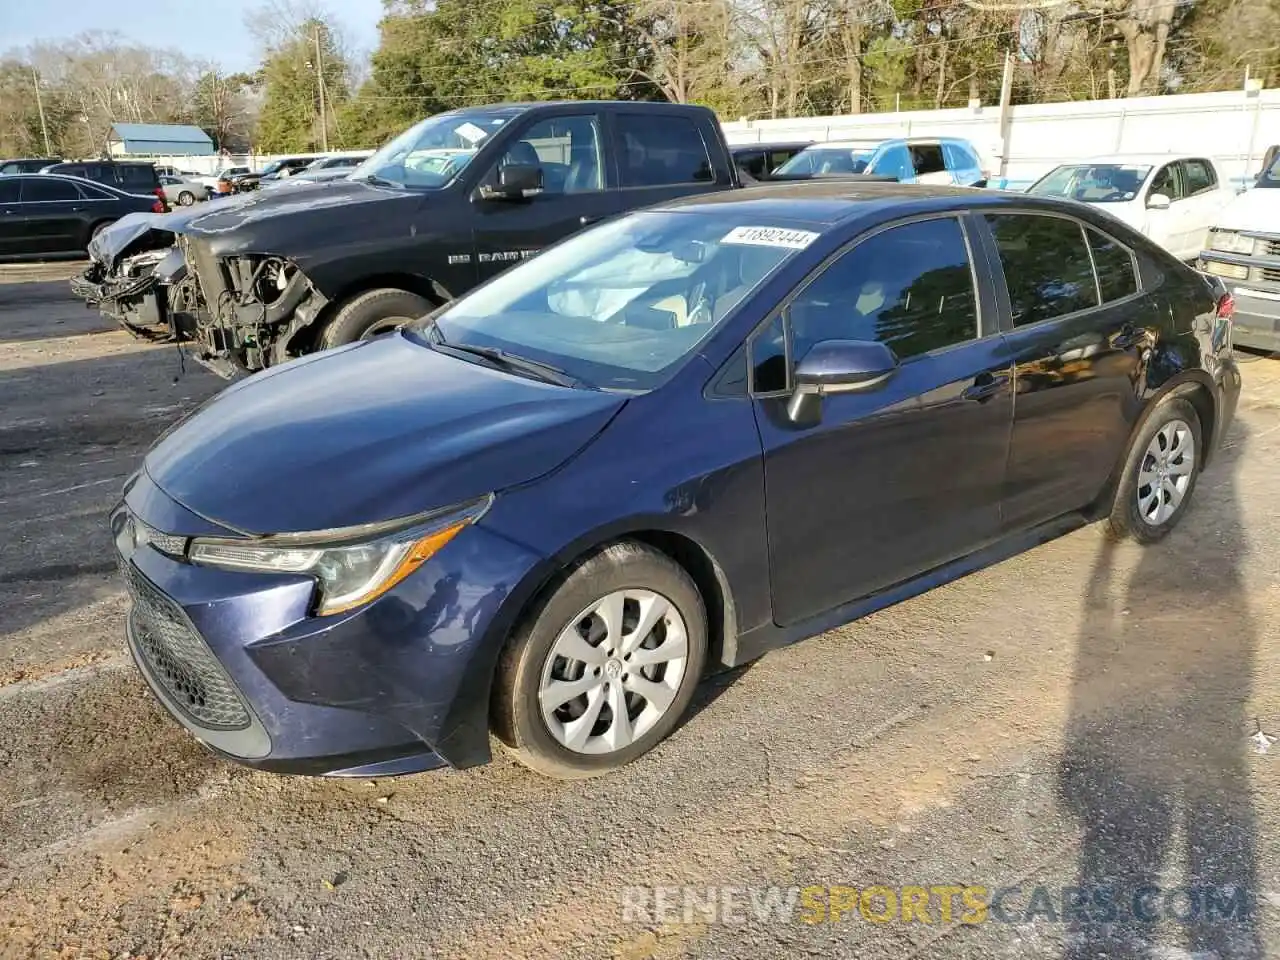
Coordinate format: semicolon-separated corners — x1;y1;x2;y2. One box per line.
493;541;708;779
319;288;433;349
1104;396;1203;543
177;191;195;206
88;220;114;243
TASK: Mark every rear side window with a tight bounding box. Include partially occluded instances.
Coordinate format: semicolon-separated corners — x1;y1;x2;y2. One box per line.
985;214;1099;326
909;143;946;176
617;114;713;187
1087;229;1138;303
21;178;81;201
1181;159;1216;195
736;151;766;179
787;216;978;363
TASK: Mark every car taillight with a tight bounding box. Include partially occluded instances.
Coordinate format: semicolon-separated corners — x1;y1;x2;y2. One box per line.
151;197;165;213
1217;292;1234;321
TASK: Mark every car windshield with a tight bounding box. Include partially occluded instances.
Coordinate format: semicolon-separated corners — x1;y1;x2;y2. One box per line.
776;146;877;175
419;210;815;390
350;109;521;188
1257;154;1280;188
1028;164;1152;203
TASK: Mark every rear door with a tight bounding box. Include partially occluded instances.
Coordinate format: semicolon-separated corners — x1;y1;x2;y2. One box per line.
977;211;1150;530
752;213;1013;625
470;110;616;285
15;176;86;253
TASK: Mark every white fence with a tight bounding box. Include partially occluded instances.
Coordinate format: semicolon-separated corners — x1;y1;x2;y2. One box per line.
720;87;1280;190
127;87;1280;191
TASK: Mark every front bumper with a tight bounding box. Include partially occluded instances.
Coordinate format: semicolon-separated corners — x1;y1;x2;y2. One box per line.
1198;253;1280;353
114;482;545;776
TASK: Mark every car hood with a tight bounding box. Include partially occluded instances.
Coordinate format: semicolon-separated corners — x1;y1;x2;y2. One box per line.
1212;186;1280;232
88;206;208;265
142;331;626;535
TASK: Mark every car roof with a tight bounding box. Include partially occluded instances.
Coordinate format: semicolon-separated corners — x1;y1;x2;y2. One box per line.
651;180;1075;226
1053;154;1211;166
810;136;972;149
5;173;129;191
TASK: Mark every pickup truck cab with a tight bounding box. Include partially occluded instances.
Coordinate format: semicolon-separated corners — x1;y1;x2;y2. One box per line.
76;100;743;376
1197;147;1280;352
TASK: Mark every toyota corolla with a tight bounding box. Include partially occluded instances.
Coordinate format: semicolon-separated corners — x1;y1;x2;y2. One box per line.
112;183;1240;779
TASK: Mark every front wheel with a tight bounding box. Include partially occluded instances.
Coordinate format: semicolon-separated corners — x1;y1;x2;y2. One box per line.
319;288;434;349
493;542;708;779
1104;396;1203;543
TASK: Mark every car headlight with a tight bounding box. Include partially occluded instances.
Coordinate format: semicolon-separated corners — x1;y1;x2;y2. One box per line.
188;496;491;615
1208;230;1255;255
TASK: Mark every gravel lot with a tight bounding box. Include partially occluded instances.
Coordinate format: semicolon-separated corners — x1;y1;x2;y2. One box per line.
2;266;1279;960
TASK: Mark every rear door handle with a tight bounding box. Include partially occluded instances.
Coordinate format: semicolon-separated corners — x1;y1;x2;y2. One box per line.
962;373;1009;402
579;215;601;226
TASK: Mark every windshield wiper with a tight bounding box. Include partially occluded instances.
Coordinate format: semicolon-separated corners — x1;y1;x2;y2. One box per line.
353;173;403;188
430;333;587;389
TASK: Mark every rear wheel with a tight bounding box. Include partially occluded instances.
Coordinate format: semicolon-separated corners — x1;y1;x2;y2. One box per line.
177;191;195;206
1104;396;1203;543
88;220;114;244
319;288;433;349
493;542;708;779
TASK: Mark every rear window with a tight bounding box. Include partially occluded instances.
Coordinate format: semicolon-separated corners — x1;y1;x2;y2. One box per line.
118;166;158;189
943;142;980;170
616;114;713;187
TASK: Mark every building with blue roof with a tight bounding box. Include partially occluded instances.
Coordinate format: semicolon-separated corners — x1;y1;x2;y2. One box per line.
108;123;214;157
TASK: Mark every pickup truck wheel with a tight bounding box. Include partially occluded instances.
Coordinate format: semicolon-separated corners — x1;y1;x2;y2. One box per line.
320;289;434;349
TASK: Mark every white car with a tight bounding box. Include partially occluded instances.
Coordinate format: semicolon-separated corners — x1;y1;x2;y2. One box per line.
1197;148;1280;353
1026;155;1236;262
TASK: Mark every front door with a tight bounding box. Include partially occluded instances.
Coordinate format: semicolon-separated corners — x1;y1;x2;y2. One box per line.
980;211;1151;529
0;177;22;256
15;176;85;254
1146;161;1192;259
470;111;618;285
752;215;1014;627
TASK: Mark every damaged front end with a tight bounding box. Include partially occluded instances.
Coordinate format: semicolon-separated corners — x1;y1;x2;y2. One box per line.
178;237;328;378
71;211;207;345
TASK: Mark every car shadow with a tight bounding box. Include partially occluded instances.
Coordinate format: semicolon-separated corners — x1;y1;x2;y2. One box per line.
1057;418;1263;958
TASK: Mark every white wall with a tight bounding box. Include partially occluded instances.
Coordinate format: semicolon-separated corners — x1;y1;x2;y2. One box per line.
720;87;1280;190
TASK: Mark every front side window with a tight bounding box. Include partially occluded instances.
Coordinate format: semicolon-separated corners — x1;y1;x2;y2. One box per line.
486;115;602;195
350;108;522;188
0;179;20;202
21;178;80;202
986;214;1099;326
1028;164;1152;203
788;217;978;364
943;142;980;171
872;144;913;181
1149;163;1184;201
616;114;713;187
425;211;807;390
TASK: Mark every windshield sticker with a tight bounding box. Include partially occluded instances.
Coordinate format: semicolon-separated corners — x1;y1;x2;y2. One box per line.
722;226;820;250
455;122;490;144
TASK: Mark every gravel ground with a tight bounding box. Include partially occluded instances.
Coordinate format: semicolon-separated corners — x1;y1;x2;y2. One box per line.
1;268;1279;960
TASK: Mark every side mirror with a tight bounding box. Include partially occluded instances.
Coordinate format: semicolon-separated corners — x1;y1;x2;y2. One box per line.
787;339;899;421
481;163;542;200
1147;192;1171;210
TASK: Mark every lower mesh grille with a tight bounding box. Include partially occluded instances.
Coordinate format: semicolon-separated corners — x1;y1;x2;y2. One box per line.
124;562;251;730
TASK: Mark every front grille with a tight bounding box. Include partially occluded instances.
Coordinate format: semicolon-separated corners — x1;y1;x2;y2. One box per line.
1258;266;1280;284
123;562;251;730
1261;237;1280;258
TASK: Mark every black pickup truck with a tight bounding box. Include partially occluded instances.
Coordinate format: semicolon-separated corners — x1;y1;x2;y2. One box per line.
73;100;759;377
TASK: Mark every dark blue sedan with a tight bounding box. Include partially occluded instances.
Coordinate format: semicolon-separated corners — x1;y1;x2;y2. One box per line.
112;183;1241;779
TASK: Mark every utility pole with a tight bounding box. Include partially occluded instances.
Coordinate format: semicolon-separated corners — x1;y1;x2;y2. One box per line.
31;66;52;157
313;25;329;152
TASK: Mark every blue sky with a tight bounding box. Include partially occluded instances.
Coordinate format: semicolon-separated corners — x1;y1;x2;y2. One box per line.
0;0;386;71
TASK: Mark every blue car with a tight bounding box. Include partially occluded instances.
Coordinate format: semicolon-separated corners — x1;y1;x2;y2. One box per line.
772;137;989;186
113;182;1240;779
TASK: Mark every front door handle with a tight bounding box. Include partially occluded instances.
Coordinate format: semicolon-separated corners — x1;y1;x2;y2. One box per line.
579;215;601;226
962;372;1009;402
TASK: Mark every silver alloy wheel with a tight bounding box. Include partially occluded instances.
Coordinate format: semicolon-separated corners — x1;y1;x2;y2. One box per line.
1137;418;1195;526
538;589;689;755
